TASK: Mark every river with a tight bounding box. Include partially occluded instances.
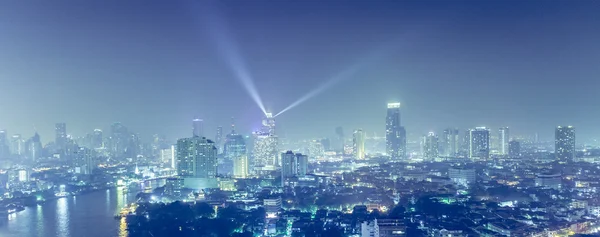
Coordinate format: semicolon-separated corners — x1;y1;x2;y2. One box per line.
0;186;144;237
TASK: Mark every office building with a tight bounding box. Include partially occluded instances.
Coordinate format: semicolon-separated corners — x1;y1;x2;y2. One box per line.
192;118;203;137
441;128;459;157
422;132;438;160
264;197;282;219
110;122;129;157
165;177;184;197
353;129;366;160
176;136;218;189
55;123;67;149
91;129;103;149
233;154;249;178
281;151;309;186
361;219;406;237
27;133;43;161
468;127;490;160
498;127;509;155
253;113;278;172
160;145;176;169
386;102;405;159
10;134;24;156
509;140;520;158
555;126;575;161
0;130;9;158
215;126;223;153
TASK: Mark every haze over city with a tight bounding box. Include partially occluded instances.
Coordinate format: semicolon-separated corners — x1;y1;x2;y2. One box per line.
1;1;599;142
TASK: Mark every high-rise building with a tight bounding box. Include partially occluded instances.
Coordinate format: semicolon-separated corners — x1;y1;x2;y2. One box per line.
253;114;278;172
55;123;67;149
306;140;324;160
215;126;223;153
176;136;217;178
509;140;521;158
160;145;176;169
10;134;24;156
498;127;510;155
422;132;439;160
335;127;345;152
91;129;103;149
27;132;43;161
468;127;490;160
281;151;308;186
233;154;249;178
386;102;405;159
0;130;9;158
555;126;575;161
192;118;204;137
110;122;129;157
441;128;459;157
353;129;366;160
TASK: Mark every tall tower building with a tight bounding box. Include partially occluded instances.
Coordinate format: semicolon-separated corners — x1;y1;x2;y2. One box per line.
176;136;217;178
335;126;345;152
233;155;249;178
386;102;405;159
27;132;43;161
224;123;248;178
10;134;24;156
555;126;575;161
468;127;490;160
498;127;510;155
55;123;67;149
441;128;459;157
281;151;308;186
353;129;366;160
0;130;8;158
215;126;223;153
253;113;278;172
192;118;204;137
110;122;129;156
422;132;439;160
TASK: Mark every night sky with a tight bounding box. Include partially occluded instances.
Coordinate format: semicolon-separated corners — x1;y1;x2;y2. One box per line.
0;0;599;143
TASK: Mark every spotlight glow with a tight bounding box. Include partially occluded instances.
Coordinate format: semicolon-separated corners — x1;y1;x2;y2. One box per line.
274;47;393;117
198;3;267;115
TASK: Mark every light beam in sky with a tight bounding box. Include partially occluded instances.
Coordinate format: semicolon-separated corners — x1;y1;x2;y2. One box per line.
197;2;267;116
274;46;394;117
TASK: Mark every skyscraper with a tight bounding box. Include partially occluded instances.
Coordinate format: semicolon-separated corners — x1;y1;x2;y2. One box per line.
498;127;510;155
91;129;103;149
555;126;575;161
441;128;459;157
422;132;439;160
0;130;8;158
468;127;490;160
110;122;128;157
509;140;521;158
27;132;43;161
281;151;308;186
160;145;176;169
176;136;218;189
55;123;67;149
224;123;248;178
215;126;223;153
233;154;249;178
386;102;405;159
192;118;203;137
353;129;366;160
10;134;23;156
253;113;278;172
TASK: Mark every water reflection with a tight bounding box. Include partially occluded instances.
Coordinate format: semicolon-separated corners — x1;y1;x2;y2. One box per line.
56;197;69;237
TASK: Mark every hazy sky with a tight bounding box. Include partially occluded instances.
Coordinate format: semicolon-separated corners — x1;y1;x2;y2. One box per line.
0;0;599;143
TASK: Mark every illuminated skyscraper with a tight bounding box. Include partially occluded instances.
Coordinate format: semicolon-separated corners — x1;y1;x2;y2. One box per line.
422;132;439;160
55;123;67;149
27;132;43;161
10;134;24;156
441;128;459;157
353;129;365;160
110;122;128;156
233;154;249;178
468;127;490;160
224;123;248;178
215;126;223;153
555;126;575;161
253;113;278;172
386;102;406;159
192;118;203;137
160;145;176;169
498;127;510;155
176;136;217;178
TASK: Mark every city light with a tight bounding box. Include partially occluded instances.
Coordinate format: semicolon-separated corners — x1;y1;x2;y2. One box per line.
198;3;268;116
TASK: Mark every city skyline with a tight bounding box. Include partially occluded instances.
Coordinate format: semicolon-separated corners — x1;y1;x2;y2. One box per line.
0;1;599;142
